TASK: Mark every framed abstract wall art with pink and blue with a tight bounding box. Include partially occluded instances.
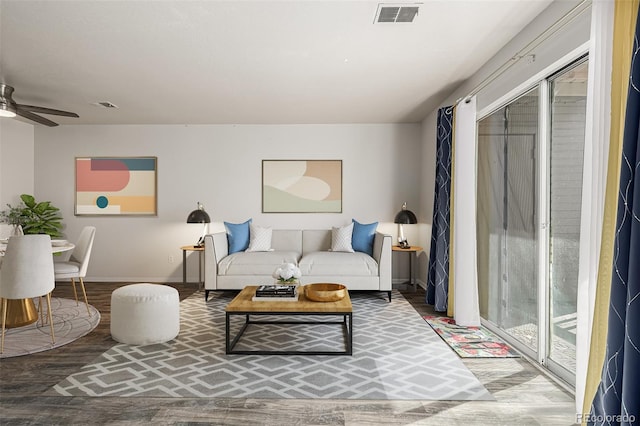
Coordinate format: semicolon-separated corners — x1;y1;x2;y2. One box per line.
75;157;157;216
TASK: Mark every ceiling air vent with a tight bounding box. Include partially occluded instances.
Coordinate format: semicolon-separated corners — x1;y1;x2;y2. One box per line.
92;101;118;108
375;3;420;23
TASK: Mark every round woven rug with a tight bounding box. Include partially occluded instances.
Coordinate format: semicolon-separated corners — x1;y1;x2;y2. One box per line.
1;297;100;358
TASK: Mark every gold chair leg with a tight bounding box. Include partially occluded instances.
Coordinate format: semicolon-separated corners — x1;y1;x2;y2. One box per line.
38;296;44;326
79;278;91;317
1;298;7;354
70;278;79;305
46;292;55;345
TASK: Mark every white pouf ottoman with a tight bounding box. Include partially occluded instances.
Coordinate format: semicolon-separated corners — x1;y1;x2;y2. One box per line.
110;283;180;345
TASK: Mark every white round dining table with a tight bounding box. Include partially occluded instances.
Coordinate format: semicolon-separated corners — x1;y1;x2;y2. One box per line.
0;239;74;255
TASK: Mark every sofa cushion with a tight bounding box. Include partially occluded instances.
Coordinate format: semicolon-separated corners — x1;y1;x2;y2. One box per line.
272;230;303;253
302;230;331;252
299;251;378;276
218;250;300;276
351;219;378;256
330;223;354;252
224;219;252;254
247;223;272;252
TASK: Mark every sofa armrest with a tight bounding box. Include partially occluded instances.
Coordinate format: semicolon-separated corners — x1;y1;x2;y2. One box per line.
373;232;392;291
204;232;228;290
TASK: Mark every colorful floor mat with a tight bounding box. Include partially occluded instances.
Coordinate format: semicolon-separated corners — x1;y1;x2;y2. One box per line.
423;315;519;358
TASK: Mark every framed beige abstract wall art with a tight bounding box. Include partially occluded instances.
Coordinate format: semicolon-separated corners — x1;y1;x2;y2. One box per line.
75;157;157;216
262;160;342;213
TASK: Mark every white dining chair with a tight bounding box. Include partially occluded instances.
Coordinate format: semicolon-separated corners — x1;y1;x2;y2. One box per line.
0;224;23;240
0;234;56;353
54;226;95;316
0;224;21;266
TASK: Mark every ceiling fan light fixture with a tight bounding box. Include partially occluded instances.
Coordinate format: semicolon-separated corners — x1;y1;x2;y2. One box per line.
0;84;78;126
0;103;17;118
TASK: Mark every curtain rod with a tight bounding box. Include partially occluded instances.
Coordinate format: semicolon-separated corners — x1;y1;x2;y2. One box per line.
457;0;592;104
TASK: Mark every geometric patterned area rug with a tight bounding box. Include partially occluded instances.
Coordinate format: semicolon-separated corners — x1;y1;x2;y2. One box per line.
0;297;100;359
423;315;519;358
51;290;493;400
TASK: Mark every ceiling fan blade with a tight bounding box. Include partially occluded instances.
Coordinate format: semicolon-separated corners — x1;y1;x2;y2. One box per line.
17;104;79;117
16;109;59;127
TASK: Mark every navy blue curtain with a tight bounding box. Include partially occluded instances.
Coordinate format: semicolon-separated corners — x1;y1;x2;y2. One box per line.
427;106;453;312
589;6;640;425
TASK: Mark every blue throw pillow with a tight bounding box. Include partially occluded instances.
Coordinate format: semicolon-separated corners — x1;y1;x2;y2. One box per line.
224;219;252;254
351;219;378;256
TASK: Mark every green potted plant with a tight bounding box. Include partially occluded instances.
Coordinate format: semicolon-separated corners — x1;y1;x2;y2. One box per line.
0;194;64;238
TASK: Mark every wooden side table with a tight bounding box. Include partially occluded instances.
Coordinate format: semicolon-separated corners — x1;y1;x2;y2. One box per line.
392;245;422;292
180;245;204;287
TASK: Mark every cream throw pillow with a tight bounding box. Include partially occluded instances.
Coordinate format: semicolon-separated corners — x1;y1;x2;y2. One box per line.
331;223;354;252
246;223;273;252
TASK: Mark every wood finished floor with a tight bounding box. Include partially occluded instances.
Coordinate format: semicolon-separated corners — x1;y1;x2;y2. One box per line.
0;282;577;425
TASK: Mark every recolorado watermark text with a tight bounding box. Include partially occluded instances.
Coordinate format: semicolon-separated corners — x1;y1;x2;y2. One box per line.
576;413;636;424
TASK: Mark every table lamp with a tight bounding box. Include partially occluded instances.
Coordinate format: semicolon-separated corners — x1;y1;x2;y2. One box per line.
187;202;211;247
394;202;417;249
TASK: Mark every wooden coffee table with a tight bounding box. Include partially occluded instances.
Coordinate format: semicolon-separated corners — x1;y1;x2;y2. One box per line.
225;285;353;355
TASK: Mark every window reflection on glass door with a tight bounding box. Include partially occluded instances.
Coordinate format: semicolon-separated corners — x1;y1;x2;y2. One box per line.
547;60;588;374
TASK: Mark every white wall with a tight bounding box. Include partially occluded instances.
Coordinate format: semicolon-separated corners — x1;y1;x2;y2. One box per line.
34;123;421;282
417;0;591;283
0;119;35;208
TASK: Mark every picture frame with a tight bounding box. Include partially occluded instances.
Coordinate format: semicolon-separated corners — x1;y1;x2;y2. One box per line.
75;157;158;216
262;159;342;213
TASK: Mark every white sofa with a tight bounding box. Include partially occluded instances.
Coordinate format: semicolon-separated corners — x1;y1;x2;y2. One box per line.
203;229;392;301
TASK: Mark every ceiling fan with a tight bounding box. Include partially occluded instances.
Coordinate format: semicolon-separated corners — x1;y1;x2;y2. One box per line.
0;83;78;127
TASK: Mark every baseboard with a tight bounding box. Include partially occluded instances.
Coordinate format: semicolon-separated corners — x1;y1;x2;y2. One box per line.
86;277;426;289
80;277;182;283
392;278;425;290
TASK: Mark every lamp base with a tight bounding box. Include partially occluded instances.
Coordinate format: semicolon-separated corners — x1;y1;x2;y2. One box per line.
398;239;410;249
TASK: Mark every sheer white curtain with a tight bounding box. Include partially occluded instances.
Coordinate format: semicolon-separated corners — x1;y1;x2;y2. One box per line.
575;0;614;415
452;97;480;327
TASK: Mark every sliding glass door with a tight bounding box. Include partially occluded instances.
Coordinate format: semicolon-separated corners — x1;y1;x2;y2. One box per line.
477;88;539;352
476;57;588;382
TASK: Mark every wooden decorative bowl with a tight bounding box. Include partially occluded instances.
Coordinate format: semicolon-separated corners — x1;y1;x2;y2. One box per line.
305;283;347;302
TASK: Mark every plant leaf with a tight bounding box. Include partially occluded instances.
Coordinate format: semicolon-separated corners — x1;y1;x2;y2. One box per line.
20;194;35;207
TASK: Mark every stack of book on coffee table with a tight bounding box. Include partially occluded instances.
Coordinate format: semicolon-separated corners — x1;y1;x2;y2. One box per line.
252;284;299;302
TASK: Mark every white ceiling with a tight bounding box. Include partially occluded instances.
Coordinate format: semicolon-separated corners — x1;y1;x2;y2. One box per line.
0;0;553;126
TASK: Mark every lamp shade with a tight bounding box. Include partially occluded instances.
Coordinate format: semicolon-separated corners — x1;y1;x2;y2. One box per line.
394;203;417;224
186;203;211;223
